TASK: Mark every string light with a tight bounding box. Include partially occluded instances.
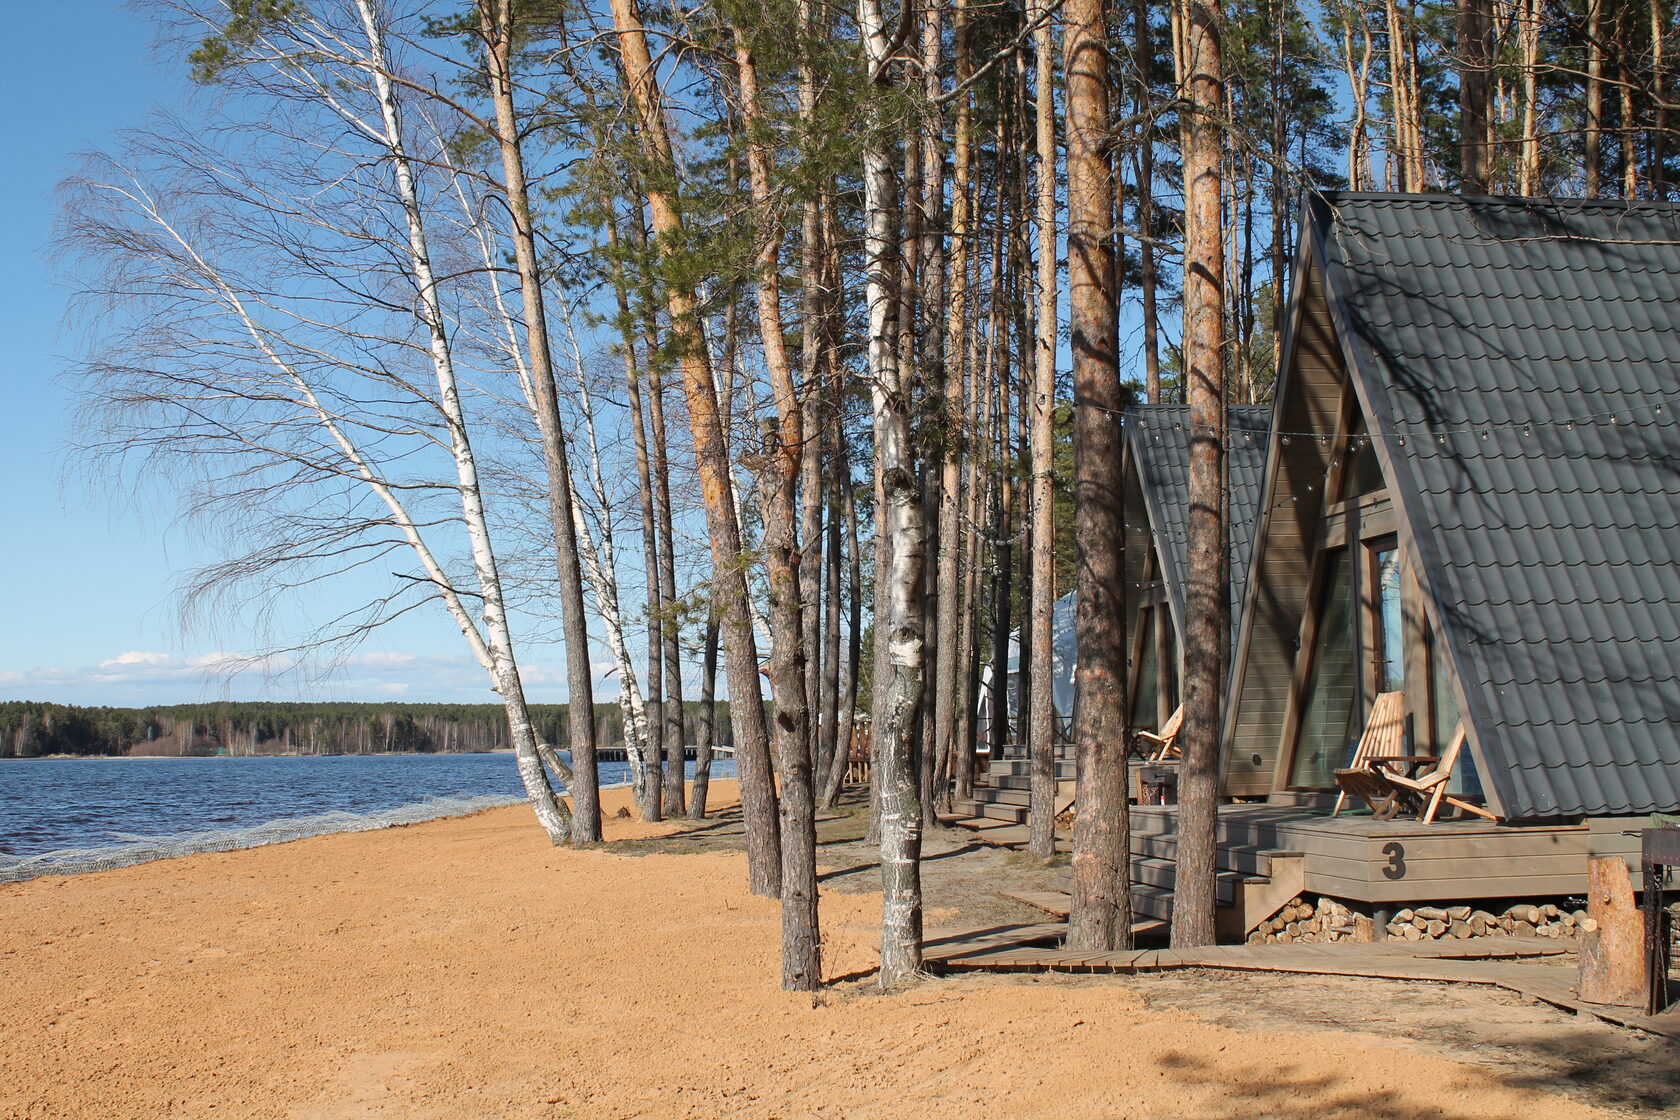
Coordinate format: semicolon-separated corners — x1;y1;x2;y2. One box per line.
1108;394;1674;442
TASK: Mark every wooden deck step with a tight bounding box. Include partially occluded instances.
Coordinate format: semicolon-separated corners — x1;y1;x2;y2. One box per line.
983;762;1079;782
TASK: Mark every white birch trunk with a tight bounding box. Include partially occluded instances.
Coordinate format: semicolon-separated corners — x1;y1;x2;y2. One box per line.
564;312;653;800
353;0;569;842
858;0;926;988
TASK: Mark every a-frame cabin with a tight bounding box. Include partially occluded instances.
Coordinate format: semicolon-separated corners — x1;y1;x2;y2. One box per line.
1133;193;1680;935
955;406;1270;837
1122;405;1270;737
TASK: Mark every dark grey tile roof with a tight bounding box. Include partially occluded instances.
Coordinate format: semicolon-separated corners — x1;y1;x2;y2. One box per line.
1126;405;1272;645
1315;192;1680;820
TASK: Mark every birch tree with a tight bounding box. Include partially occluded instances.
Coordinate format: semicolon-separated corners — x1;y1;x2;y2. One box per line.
475;0;602;841
63;39;576;843
857;0;926;987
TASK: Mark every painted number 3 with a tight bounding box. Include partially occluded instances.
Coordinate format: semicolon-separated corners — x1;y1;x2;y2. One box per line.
1381;841;1407;880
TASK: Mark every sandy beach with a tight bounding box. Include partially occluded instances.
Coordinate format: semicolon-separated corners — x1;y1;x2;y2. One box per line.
0;781;1637;1120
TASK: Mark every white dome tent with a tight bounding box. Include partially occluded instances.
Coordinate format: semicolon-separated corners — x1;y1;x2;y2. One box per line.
978;591;1077;747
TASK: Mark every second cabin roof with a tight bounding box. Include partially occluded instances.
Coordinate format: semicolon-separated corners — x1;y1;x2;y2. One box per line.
1125;404;1272;644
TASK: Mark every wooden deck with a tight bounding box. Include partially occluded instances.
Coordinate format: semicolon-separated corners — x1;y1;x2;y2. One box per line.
921;922;1680;1039
949;794;1648;931
1132;802;1643;908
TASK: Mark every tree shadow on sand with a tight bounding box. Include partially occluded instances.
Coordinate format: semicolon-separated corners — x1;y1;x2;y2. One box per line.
1153;1018;1678;1119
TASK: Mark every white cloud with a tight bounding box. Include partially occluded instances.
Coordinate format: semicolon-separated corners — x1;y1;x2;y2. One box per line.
99;651;173;667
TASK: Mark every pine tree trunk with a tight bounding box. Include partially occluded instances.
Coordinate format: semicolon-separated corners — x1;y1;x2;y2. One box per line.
1172;0;1226;950
651;353;687;818
606;209;662;821
945;0;978;804
628;195;674;813
1587;0;1604;196
1621;62;1639;197
1520;0;1540;194
689;609;720;818
989;218;1013;760
818;450;849;807
1270;9;1287;379
796;7;829;774
1064;0;1132;952
479;0;601;843
1027;0;1060;861
929;0;967;822
1137;0;1161;403
1340;13;1375;191
1653;0;1666;198
1011;111;1035;748
756;441;820;987
844;447;865;755
1458;0;1491;191
819;357;854;809
609;0;781;894
734;28;822;990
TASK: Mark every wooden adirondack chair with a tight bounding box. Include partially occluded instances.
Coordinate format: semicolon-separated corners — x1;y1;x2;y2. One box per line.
1330;691;1407;817
1380;724;1499;824
1137;705;1185;762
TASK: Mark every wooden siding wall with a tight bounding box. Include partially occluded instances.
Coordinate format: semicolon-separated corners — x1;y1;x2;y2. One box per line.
1222;270;1344;795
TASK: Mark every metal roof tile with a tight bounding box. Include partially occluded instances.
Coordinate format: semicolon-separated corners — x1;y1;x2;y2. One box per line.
1319;192;1680;819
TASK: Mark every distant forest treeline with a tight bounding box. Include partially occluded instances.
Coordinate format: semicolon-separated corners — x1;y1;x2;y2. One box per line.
0;700;731;759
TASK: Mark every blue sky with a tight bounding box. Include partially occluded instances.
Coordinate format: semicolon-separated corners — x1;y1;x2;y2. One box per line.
0;3;1189;710
0;4;526;706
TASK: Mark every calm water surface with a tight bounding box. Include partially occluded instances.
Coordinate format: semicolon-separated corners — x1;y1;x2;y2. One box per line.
0;753;732;878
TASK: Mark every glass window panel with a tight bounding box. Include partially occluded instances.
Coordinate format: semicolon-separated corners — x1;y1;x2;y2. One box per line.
1132;608;1160;730
1375;547;1404;693
1161;613;1179;717
1291;551;1361;788
1340;415;1385;500
1432;631;1482;796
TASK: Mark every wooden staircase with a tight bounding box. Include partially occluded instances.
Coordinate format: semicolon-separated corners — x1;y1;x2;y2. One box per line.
949;755;1306;938
1129;810;1306;936
953;743;1076;825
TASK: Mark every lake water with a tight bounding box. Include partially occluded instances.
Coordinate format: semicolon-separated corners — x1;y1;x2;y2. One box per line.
0;753;733;881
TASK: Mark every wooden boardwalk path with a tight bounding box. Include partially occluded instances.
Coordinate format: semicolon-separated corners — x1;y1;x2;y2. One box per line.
922;922;1680;1039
